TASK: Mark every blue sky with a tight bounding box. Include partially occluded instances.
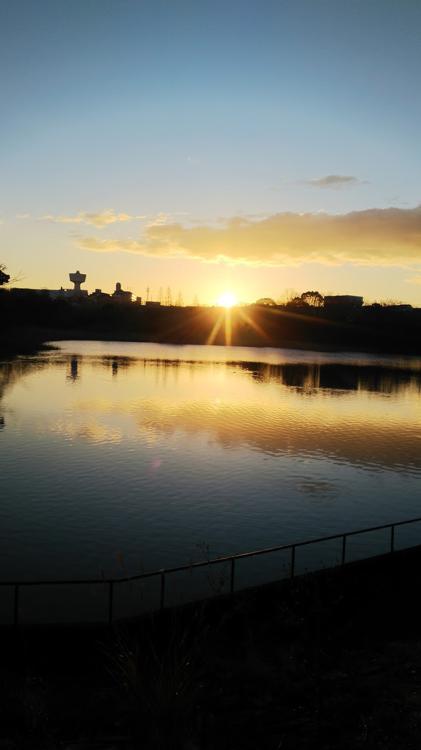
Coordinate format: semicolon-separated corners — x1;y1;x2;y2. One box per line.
1;0;421;304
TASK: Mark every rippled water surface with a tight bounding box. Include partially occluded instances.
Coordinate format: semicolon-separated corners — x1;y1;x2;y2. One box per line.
1;340;421;595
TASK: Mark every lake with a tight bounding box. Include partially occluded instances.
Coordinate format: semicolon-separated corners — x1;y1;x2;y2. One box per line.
1;340;421;621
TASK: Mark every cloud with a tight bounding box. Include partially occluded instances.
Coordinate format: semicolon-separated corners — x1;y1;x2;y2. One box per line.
406;275;421;285
145;212;170;227
304;174;364;188
39;209;188;228
77;205;421;268
40;209;146;228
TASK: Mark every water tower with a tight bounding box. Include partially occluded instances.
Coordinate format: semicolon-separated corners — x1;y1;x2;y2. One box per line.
69;270;86;293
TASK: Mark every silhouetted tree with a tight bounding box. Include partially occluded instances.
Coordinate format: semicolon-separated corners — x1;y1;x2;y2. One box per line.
301;290;324;307
286;296;309;308
0;264;10;285
255;297;277;306
379;298;405;307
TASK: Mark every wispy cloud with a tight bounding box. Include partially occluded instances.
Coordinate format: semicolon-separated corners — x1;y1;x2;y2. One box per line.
39;209;146;228
145;212;170;227
77;204;421;267
39;209;189;228
303;174;365;189
406;275;421;285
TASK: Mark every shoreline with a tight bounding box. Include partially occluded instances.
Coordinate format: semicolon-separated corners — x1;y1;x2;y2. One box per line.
2;294;421;357
3;324;421;359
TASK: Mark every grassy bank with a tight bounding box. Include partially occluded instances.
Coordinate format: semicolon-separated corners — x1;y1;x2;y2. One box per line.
2;546;421;748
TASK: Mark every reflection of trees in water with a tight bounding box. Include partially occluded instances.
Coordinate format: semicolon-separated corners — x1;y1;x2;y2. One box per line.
89;355;421;396
89;356;185;386
66;354;138;380
2;352;421;470
2;353;421;402
91;355;137;377
2;353;421;400
0;357;51;428
0;355;183;402
0;358;46;403
235;361;421;395
67;356;79;382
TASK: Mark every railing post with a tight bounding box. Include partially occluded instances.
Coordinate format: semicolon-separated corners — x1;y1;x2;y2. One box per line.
13;584;19;627
341;535;347;566
290;546;296;579
390;525;395;554
160;571;166;610
108;581;114;625
230;558;235;595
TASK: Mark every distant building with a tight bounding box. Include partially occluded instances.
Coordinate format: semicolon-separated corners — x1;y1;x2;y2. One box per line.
10;271;139;305
324;295;363;310
387;304;413;311
69;270;87;294
47;270;88;299
112;282;132;303
90;288;111;302
145;300;161;307
11;287;64;299
47;287;68;299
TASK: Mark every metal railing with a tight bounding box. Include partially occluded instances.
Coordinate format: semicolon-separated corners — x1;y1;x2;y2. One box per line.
2;514;421;626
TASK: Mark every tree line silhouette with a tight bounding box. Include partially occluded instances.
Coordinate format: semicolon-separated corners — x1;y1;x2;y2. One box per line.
1;269;421;355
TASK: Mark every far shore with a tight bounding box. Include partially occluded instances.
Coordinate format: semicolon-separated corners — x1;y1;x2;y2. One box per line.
3;323;421;359
2;295;421;358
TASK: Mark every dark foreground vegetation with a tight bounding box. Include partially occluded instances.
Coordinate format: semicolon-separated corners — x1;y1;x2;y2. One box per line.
3;546;421;749
2;288;421;355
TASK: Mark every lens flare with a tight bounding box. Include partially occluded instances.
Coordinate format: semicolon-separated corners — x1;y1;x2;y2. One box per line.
217;292;237;308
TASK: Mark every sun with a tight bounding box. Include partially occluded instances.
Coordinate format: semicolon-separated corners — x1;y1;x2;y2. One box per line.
217;291;237;308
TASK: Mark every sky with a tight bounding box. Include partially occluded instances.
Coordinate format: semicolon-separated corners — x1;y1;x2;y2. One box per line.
1;0;421;305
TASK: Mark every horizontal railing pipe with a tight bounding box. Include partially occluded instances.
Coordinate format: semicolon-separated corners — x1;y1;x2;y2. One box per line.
1;514;421;623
